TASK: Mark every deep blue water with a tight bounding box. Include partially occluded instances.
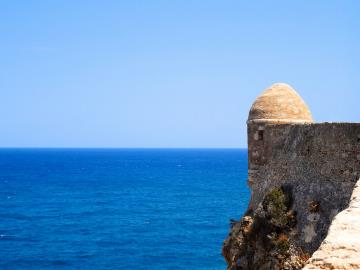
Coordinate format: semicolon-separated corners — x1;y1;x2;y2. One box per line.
0;149;249;270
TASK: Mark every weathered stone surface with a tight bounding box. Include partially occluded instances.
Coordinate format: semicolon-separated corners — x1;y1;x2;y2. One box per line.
303;179;360;270
223;186;309;270
246;123;360;255
223;83;360;270
248;83;313;124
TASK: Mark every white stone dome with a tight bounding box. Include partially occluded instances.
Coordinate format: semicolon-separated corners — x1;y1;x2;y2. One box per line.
248;83;313;124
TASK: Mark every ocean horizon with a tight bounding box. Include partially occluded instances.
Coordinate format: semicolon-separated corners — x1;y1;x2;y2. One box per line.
0;148;249;270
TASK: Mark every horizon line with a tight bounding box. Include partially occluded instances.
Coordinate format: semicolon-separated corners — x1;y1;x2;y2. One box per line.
0;147;247;150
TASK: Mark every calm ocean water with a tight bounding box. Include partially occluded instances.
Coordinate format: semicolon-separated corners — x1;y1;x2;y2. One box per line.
0;149;249;270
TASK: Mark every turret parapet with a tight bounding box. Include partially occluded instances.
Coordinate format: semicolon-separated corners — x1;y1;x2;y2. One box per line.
247;83;313;167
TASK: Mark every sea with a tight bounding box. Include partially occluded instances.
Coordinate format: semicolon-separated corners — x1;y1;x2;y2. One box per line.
0;149;249;270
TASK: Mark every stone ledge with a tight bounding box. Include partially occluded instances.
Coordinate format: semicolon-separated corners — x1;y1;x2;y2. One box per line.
303;179;360;270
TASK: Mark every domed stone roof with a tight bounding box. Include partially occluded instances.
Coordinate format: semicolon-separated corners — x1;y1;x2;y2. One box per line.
248;83;313;124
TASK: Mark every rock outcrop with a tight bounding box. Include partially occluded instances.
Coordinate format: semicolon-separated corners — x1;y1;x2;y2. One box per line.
223;186;309;270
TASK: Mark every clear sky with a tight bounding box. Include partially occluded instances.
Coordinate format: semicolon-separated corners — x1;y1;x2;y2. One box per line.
0;1;359;148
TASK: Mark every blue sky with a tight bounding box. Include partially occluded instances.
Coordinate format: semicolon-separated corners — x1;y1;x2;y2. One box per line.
0;1;359;148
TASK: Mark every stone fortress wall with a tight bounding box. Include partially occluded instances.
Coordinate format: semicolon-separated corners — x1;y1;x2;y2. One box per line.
304;179;360;269
223;83;360;270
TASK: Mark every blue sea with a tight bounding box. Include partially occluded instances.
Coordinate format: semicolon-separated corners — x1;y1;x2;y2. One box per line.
0;149;249;270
